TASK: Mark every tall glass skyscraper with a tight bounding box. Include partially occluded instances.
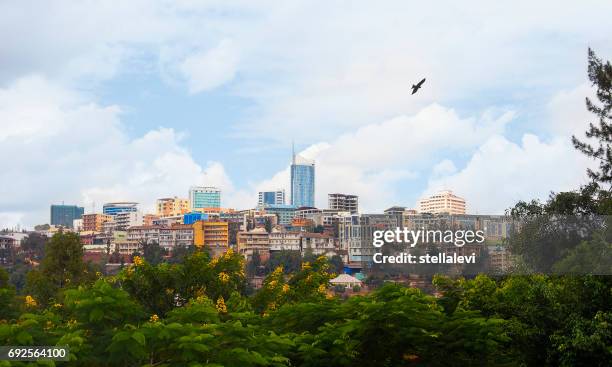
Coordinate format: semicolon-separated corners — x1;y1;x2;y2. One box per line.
50;204;84;228
290;150;315;208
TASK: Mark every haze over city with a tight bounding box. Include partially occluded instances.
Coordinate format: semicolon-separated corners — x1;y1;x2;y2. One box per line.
2;1;611;228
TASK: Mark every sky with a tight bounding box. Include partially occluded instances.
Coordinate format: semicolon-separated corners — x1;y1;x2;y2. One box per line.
1;0;612;229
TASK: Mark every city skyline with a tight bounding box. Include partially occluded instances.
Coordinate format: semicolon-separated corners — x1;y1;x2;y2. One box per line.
2;2;611;228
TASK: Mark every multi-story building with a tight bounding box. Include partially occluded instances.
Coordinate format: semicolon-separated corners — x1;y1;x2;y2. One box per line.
189;186;221;209
237;227;270;261
153;216;182;227
269;231;302;251
295;207;321;219
73;218;83;232
291;152;315;208
82;213;113;232
50;204;84;228
103;202;139;216
337;212;402;264
418;190;466;215
111;211;143;232
268;230;336;257
172;224;195;248
192;221;229;248
264;204;297;225
258;189;286;206
0;235;17;264
143;214;159;226
127;225;162;245
126;224;194;251
156;197;190;217
328;194;358;213
300;232;336;256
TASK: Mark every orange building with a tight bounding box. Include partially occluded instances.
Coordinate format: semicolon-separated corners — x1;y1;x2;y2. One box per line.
156;197;190;217
192;220;229;248
142;214;159;226
82;213;112;232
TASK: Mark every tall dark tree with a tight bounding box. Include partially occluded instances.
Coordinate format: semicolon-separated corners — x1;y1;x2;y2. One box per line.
572;48;612;184
20;232;48;261
25;231;90;306
246;250;263;277
141;241;167;265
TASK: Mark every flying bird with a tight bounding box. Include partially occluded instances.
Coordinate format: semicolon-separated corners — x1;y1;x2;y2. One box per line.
411;78;426;95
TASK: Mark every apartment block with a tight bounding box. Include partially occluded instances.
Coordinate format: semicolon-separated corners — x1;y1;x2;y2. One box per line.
192;221;229;248
82;213;113;232
418;190;466;215
157;197;190;217
237;227;270;261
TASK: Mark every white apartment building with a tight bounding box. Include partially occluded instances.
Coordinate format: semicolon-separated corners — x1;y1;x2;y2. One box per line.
269;231;302;251
418;190;466;215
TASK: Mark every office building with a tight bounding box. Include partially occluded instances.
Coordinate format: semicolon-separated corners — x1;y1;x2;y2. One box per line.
103;202;139;216
258;189;285;206
156;197;190;217
50;204;84;228
189;186;221;209
418;190;466;215
290;150;315;208
328;194;358;213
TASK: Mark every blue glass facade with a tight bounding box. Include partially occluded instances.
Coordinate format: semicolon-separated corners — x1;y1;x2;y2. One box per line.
291;163;315;207
50;205;84;227
183;212;209;225
262;192;275;205
102;202;138;216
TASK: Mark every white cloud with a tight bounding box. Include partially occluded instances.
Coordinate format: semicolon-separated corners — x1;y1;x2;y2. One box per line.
1;1;611;142
1;1;609;226
246;104;513;212
180;39;239;93
546;83;596;137
422;134;594;214
0;77;241;228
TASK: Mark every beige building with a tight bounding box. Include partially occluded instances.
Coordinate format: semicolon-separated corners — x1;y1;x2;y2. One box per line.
237;227;270;261
418;190;466;215
156;197;190;217
269;231;302;251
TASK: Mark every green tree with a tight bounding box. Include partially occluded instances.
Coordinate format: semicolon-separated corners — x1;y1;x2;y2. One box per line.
25;231;92;306
0;267;17;320
20;232;47;261
142;240;167;265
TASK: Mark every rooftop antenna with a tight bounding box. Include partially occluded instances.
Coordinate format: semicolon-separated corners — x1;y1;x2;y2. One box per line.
292;140;296;165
